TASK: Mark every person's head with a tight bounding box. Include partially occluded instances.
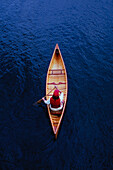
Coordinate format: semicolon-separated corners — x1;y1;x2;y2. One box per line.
52;89;59;100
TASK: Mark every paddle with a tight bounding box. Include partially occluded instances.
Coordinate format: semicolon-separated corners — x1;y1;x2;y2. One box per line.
33;86;56;106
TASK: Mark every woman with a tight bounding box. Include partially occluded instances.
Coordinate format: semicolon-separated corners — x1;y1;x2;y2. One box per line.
42;88;64;111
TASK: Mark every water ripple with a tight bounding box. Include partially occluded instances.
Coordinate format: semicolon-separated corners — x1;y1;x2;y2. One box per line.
0;0;113;169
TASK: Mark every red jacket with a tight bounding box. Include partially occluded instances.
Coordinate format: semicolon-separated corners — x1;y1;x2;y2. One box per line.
50;97;60;108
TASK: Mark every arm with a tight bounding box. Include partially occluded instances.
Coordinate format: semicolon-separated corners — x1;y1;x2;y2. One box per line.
42;97;50;105
59;92;64;103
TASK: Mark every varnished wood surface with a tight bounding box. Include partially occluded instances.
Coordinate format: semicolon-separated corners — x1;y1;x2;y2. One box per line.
46;44;68;139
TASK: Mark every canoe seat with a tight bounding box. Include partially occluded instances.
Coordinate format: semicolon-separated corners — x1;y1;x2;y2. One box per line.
50;110;62;115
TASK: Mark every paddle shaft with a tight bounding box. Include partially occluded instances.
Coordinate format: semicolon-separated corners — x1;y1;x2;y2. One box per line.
34;86;56;105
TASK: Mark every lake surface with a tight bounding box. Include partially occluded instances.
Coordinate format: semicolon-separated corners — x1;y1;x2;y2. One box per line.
0;0;113;169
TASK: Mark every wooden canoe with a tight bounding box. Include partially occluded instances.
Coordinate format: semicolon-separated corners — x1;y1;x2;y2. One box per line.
46;44;68;139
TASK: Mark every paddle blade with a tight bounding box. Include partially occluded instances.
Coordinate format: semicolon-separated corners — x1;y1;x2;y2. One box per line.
33;102;38;106
33;99;43;106
37;98;43;104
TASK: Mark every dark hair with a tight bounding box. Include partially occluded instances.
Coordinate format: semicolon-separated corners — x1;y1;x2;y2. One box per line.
52;95;59;100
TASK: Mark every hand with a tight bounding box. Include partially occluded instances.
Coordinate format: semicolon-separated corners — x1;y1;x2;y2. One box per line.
42;97;45;101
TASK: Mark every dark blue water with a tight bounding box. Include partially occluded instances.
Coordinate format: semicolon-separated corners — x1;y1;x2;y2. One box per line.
0;0;113;169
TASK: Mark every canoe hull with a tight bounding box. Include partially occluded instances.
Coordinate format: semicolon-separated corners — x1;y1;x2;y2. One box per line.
46;44;68;138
